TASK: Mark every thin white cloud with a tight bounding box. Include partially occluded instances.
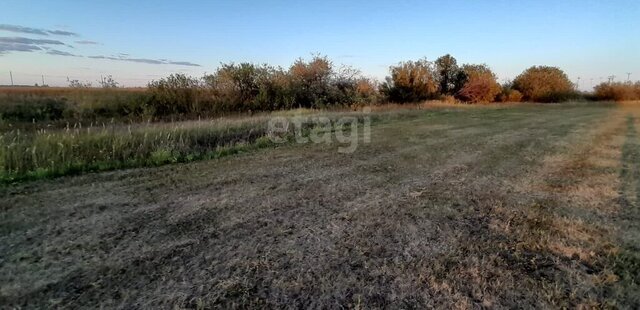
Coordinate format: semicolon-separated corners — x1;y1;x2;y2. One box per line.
76;40;100;45
0;24;78;36
0;37;65;45
89;54;201;67
46;49;81;57
0;42;41;54
0;25;200;67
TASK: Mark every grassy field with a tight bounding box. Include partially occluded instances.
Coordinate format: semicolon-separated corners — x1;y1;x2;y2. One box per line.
1;103;639;308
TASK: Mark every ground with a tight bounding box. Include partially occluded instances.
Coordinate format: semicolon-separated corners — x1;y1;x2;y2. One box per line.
1;103;639;308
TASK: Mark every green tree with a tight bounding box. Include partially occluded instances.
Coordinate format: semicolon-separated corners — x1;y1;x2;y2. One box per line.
435;54;465;95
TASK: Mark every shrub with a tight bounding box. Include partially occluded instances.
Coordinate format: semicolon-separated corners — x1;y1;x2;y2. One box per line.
354;78;380;105
457;64;501;103
498;89;523;102
99;75;119;89
593;82;640;101
201;56;372;111
71;89;150;119
380;59;438;103
289;55;334;108
254;67;295;111
513;66;575;102
440;95;458;104
68;79;92;88
147;74;204;116
435;54;466;95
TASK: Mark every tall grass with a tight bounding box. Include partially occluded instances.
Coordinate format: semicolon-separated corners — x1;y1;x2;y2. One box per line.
0;87;150;129
0;117;272;182
0;109;383;182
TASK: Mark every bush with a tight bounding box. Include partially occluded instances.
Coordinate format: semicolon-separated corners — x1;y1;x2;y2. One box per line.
200;56;374;111
457;64;501;103
72;89;150;119
593;82;640;101
513;66;575;102
440;95;458;104
353;78;380;105
288;55;334;108
498;89;523;102
435;54;466;95
253;67;295;111
205;63;256;111
380;59;439;103
147;74;204;116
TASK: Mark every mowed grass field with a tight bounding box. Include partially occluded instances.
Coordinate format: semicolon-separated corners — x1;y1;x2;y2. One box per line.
1;103;639;308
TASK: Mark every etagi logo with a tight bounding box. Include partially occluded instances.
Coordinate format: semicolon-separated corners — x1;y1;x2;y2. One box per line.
267;108;371;154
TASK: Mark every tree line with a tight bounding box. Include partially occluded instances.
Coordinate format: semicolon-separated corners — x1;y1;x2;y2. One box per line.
2;54;635;124
142;53;613;117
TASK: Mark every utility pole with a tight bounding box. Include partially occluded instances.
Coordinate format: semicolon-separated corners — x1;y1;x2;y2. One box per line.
41;75;45;86
627;72;632;82
9;71;13;86
576;77;581;89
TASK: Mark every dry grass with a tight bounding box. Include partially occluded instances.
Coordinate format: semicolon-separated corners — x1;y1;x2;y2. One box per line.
0;108;383;182
1;103;638;308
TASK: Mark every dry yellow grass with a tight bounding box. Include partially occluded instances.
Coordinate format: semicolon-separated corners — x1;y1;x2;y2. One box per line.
1;103;639;308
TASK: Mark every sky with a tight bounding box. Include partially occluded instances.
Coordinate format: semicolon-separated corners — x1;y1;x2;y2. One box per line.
0;0;638;89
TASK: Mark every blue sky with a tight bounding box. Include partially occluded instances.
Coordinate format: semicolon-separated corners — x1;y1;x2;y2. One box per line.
1;0;638;89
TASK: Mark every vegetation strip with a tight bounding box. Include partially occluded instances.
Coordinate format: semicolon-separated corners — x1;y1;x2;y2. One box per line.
0;109;400;183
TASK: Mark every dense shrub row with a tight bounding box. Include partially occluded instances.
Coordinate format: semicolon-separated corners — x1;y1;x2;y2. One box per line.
2;53;628;125
593;82;640;101
146;56;380;117
380;56;580;104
